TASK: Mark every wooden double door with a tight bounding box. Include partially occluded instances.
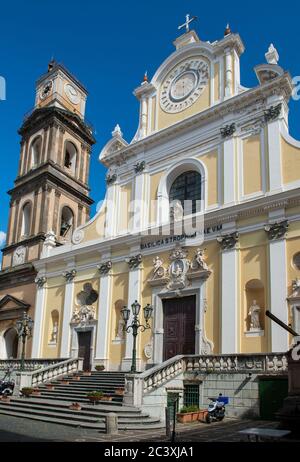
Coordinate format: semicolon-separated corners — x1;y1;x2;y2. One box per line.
77;331;92;371
163;295;196;361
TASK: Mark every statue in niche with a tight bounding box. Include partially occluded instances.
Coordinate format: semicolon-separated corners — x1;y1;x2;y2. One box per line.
248;300;261;330
116;318;125;339
50;321;58;343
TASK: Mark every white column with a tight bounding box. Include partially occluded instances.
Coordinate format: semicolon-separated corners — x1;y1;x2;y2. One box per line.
269;238;289;351
132;171;149;233
140;97;148;138
220;244;239;353
31;277;47;358
60;269;76;358
267;118;282;194
122;254;143;371
95;255;112;369
223;137;236;206
105;183;118;238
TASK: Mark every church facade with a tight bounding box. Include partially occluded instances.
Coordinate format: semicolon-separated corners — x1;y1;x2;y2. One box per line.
2;25;300;371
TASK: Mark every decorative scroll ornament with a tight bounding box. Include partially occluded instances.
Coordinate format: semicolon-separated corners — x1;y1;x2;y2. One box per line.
134;161;146;174
97;261;112;275
63;269;77;282
72;283;99;325
126;254;142;269
190;248;208;271
35;276;47;288
71;305;96;325
289;278;300;299
220;123;236;138
152;256;166;279
149;245;211;289
264;220;288;240
72;229;84;245
217;232;239;250
264;103;282;123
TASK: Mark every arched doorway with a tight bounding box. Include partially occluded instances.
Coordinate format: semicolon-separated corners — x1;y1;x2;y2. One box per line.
4;328;18;359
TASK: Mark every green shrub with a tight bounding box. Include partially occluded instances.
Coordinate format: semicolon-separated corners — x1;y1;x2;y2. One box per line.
87;391;103;399
95;365;105;371
180;405;199;413
21;387;34;396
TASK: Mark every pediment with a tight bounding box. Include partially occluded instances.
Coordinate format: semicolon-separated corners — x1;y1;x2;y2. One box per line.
0;295;30;320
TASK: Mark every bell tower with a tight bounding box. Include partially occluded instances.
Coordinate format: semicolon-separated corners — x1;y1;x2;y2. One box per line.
1;61;95;271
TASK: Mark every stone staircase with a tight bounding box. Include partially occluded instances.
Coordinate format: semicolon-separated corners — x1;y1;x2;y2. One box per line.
0;371;163;431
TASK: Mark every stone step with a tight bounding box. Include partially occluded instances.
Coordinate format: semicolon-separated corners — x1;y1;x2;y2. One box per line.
50;381;125;388
16;397;138;413
8;399;151;419
35;392;123;405
37;388;123;399
0;402;160;426
0;406;163;430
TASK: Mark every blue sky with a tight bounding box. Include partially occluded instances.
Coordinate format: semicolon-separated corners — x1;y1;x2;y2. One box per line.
0;0;300;248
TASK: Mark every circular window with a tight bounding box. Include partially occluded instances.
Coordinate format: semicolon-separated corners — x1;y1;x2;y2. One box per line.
293;252;300;270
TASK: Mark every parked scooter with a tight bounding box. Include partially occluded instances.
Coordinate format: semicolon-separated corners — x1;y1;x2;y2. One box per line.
205;393;228;423
0;367;15;396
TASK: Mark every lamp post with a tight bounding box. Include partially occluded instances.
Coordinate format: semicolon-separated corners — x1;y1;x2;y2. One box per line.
121;301;153;373
16;311;34;372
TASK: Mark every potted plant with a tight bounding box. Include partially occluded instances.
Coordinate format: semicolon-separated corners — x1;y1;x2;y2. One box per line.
95;365;105;372
60;379;70;385
31;388;41;396
115;387;125;396
45;383;55;390
87;391;103;404
69;402;81;411
198;409;209;422
176;405;200;423
100;394;113;402
83;370;92;376
21;387;34;398
1;395;11;403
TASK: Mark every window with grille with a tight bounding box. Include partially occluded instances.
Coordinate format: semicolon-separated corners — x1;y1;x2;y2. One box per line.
183;384;199;407
169;170;202;215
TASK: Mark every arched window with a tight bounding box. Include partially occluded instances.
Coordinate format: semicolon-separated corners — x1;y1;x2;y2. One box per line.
21;203;32;237
64;141;77;175
169;170;202;215
60;206;74;238
30;137;42;169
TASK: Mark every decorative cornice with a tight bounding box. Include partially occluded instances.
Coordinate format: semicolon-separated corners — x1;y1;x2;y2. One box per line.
62;269;77;282
97;261;112;275
217;232;239;250
264;219;289;240
125;254;142;270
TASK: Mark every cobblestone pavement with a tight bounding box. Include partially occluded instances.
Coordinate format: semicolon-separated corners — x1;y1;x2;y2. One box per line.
0;415;298;442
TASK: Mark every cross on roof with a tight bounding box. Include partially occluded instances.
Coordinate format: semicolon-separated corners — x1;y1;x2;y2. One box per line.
178;14;197;33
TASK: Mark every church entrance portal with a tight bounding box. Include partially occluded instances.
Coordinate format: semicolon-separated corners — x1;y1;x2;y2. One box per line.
163;295;196;361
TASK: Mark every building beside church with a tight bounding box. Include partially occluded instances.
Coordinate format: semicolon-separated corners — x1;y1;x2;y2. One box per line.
0;61;95;359
1;24;300;372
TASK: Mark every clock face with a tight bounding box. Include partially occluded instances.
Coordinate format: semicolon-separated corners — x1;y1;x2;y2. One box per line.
40;81;53;100
160;59;209;113
64;83;80;104
13;246;26;266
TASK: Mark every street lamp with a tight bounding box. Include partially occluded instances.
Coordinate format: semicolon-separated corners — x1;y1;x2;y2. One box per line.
16;311;34;371
121;301;153;373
